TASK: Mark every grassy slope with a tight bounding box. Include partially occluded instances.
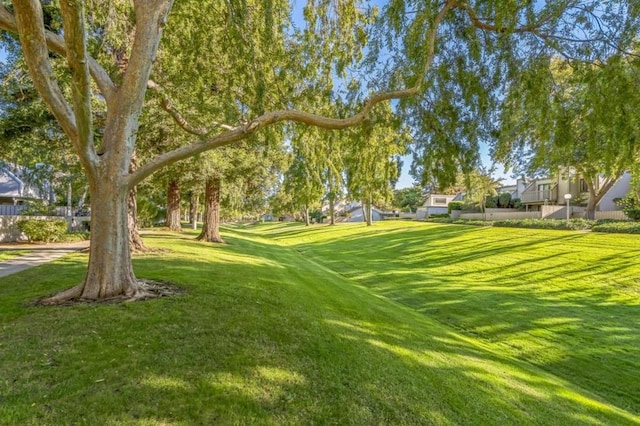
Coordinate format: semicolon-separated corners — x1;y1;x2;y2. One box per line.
262;221;640;418
0;224;636;424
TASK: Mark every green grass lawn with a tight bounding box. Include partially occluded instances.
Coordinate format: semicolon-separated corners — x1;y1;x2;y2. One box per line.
0;222;638;424
0;250;27;262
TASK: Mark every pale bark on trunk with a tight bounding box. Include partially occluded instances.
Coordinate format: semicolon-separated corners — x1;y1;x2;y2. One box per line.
83;180;137;298
128;185;148;252
190;191;199;230
128;155;148;252
76;185;88;212
165;179;182;231
304;205;310;226
42;177;142;303
585;175;618;220
5;1;464;303
197;175;224;243
364;197;373;226
327;168;336;225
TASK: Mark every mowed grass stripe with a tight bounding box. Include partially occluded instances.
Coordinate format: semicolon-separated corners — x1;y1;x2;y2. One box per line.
259;220;640;415
0;226;637;424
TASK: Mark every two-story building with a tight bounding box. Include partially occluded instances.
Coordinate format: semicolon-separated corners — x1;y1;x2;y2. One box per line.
416;193;459;219
519;170;630;212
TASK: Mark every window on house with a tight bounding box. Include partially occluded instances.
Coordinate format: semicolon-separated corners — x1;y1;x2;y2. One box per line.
537;183;550;192
579;179;588;193
434;198;447;205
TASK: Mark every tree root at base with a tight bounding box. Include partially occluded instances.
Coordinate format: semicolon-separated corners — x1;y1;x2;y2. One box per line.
33;280;185;306
195;235;225;244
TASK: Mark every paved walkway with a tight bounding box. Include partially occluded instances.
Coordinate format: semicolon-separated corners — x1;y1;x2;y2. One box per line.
0;241;90;278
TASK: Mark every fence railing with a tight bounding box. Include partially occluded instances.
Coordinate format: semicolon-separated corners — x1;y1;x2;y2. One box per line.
520;187;558;203
595;210;628;221
0;205;75;217
0;205;26;215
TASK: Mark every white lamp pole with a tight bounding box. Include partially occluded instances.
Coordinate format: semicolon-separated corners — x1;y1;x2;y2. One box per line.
564;193;572;221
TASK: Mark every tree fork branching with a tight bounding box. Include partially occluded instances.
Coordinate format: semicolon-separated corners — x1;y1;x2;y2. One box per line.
59;0;96;167
0;5;116;102
131;2;458;188
11;0;79;145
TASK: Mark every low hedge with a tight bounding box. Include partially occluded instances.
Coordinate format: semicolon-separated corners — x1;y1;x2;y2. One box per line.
17;219;68;243
493;218;595;231
427;218;640;234
426;218;494;227
592;222;640;234
428;217;640;234
447;201;464;214
428;213;450;218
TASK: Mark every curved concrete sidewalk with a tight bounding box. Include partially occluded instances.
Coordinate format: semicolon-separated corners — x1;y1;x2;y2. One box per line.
0;241;89;278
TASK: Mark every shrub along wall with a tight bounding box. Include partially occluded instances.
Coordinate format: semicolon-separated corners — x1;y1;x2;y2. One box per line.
0;216;67;243
17;219;68;243
429;217;640;234
592;221;640;234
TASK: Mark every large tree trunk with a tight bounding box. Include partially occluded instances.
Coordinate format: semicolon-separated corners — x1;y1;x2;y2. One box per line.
197;175;224;243
83;181;137;298
41;177;143;303
165;179;182;231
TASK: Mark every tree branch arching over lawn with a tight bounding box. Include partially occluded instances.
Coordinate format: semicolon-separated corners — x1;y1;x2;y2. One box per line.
0;0;635;303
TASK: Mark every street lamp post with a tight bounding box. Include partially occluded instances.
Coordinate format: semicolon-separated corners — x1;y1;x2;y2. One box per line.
564;193;572;221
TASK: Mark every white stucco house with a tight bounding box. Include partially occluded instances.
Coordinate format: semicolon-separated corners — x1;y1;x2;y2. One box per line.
416;193;459;219
519;170;632;212
0;163;55;214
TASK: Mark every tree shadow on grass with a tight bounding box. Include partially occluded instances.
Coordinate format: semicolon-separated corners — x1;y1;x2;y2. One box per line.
0;226;637;424
1;230;638;424
269;223;640;415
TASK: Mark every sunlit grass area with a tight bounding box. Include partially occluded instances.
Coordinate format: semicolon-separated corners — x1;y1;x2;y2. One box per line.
0;250;26;262
262;220;640;417
0;223;638;424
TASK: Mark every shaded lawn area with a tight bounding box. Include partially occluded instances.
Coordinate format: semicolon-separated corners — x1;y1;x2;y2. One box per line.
0;225;637;424
261;220;640;417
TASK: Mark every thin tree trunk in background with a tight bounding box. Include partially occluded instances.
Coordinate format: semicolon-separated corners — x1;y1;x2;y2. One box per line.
197;175;224;243
328;168;335;225
128;155;148;252
364;197;373;226
76;185;88;213
190;191;199;230
128;186;148;252
166;179;182;231
329;197;335;225
304;205;310;226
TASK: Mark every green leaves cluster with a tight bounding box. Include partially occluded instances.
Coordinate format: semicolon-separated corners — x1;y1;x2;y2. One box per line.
17;219;68;242
615;197;640;221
